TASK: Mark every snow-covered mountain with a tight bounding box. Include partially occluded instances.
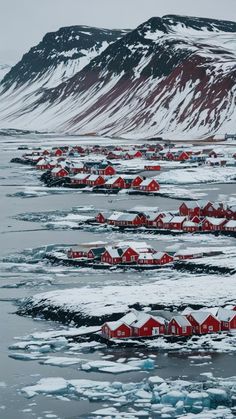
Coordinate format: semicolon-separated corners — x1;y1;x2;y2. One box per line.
1;25;127;90
0;15;236;139
0;26;127;130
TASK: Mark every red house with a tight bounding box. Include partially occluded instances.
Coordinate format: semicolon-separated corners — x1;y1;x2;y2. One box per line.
96;211;112;224
85;175;105;187
144;165;161;171
122;247;140;263
174;249;203;260
101;247;122;265
97;163;116;176
225;205;236;220
51;167;69;177
169;216;186;230
53;148;64;157
154;252;174;265
122;175;143;189
182;221;199;232
67;247;88;259
224;220;236;232
217;308;236;331
201;217;227;231
146;212;166;227
138;252;174;265
102;321;132;339
200;201;216;217
36;159;52;170
114;213;146;227
167;316;193;336
107;151;122;160
138;178;160;192
179;202;201;218
156;215;173;229
125;150;142;159
105;176;126;189
178;151;190;161
132;315;166;337
42;149;50;156
70;162;84;174
187;312;221;334
165;151;175;160
70;173;89;185
87;247;106;260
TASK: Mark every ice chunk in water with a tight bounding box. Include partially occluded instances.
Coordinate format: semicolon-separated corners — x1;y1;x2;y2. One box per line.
81;360;140;374
22;378;68;398
42;356;85;367
148;376;165;385
128;357;155;370
161;390;185;406
207;388;228;407
185;391;210;411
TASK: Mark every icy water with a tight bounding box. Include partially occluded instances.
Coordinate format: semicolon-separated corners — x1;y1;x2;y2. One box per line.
0;135;236;418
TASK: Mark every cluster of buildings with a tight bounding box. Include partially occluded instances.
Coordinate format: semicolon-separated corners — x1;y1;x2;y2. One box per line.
101;306;236;340
70;172;160;192
95;200;236;233
67;241;175;266
21;144;236;177
67;240;215;265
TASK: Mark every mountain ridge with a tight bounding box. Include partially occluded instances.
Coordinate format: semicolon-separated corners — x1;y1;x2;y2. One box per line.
0;15;235;139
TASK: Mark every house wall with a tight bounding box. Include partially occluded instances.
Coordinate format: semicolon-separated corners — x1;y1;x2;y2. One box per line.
187;314;220;334
122;247;139;263
133;318;165;337
167;319;192;336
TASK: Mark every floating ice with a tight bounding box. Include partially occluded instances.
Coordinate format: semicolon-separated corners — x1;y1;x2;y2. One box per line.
21;374;236;417
22;377;69;398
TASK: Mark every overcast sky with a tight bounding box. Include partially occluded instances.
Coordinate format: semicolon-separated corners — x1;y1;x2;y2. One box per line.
1;0;236;63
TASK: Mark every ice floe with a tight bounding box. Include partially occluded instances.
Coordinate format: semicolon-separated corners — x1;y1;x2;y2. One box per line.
21;374;236;418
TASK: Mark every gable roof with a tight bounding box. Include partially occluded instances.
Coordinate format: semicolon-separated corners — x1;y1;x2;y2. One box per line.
116;213;140;222
189;311;219;324
183;221;199;227
140;178;159;186
132;314;165;328
204;217;226;226
170;216;186;223
107;211;124;221
180;201;200;209
171;315;192;327
51;167;67;174
71;173;89;180
216;307;236;322
224;220;236;228
105;176;123;185
104;247;123;258
105;320;131;331
86;174;104;181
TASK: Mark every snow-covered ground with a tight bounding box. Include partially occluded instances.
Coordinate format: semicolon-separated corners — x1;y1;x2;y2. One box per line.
158;166;236;185
20;271;236;319
180;246;236;272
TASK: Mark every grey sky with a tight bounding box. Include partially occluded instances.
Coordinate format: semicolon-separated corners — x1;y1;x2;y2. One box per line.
1;0;236;64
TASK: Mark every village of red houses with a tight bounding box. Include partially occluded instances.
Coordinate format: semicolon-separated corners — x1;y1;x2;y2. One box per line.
13;140;236;344
101;305;236;340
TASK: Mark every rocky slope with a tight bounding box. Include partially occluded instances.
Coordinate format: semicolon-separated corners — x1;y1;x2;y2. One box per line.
0;15;236;139
0;64;11;82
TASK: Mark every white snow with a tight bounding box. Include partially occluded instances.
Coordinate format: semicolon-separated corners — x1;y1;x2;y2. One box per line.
27;270;236;318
